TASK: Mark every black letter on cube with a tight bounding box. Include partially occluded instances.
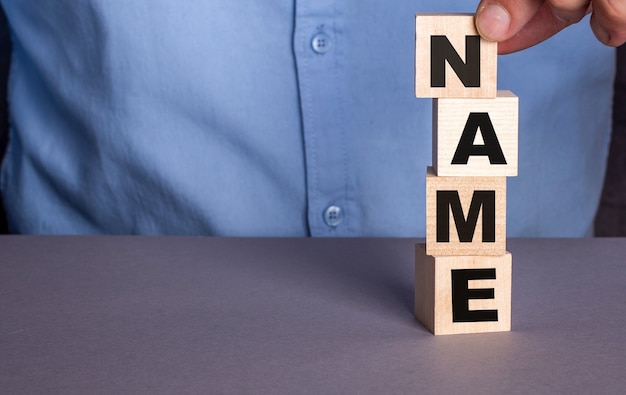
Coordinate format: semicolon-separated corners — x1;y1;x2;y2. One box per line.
451;268;498;322
436;190;496;243
452;112;507;165
431;35;480;88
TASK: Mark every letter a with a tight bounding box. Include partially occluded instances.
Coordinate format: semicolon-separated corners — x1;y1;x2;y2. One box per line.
451;112;507;165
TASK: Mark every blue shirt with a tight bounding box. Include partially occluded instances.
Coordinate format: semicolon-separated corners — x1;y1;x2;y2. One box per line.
0;1;615;236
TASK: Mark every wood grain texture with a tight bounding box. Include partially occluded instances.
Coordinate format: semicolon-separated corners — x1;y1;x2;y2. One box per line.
415;13;497;98
414;244;512;335
433;91;518;176
426;167;506;256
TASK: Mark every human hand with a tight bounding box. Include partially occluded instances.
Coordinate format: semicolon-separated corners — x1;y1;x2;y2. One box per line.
475;0;626;54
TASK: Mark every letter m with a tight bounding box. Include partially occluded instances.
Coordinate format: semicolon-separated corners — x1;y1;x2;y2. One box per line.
436;190;495;242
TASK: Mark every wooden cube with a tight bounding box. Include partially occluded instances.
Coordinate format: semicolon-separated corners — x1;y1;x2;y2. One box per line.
414;244;512;335
426;167;506;256
433;91;518;177
415;13;497;98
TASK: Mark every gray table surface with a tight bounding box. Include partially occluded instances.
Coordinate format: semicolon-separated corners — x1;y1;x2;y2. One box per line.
1;236;625;394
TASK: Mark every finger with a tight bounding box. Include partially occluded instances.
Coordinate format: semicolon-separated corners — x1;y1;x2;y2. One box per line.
589;0;626;46
475;0;544;42
497;2;588;54
546;0;590;24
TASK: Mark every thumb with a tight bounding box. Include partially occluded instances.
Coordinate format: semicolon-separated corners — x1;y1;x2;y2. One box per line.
476;0;582;53
475;0;543;42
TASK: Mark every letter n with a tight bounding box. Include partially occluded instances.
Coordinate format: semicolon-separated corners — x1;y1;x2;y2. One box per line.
431;35;480;88
415;14;497;98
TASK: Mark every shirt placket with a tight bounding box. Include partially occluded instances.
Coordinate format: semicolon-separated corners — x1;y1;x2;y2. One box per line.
293;0;359;236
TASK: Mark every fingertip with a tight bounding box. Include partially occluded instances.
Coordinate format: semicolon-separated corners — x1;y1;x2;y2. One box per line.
590;7;626;47
476;3;512;41
590;15;611;45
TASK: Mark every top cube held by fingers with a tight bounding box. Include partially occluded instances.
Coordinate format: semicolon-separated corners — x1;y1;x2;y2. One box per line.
415;13;497;98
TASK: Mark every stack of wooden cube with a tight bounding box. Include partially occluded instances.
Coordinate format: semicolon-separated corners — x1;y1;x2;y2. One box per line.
414;14;518;335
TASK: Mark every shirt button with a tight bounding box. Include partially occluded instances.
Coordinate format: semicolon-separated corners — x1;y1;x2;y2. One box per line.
311;33;332;54
323;205;343;227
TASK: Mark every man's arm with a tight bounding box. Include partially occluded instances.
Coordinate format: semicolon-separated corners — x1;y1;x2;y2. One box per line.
475;0;626;54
